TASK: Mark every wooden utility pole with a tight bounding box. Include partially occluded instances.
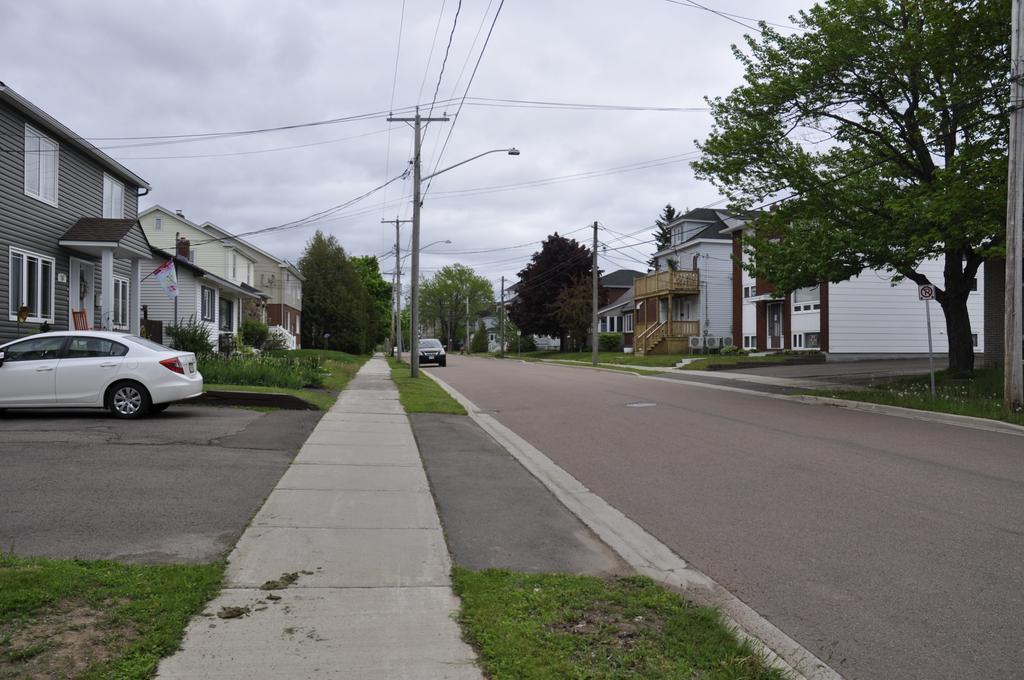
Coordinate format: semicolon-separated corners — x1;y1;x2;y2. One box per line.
383;217;411;362
500;275;506;358
1007;0;1024;409
592;221;599;366
388;107;449;377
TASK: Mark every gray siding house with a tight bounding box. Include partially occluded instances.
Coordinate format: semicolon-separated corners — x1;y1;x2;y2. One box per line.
1;82;151;342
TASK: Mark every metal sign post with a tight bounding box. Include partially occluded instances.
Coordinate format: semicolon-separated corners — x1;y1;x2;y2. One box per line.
919;284;937;399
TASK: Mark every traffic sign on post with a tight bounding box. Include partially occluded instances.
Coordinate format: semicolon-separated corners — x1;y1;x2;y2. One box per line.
918;284;936;301
919;284;937;398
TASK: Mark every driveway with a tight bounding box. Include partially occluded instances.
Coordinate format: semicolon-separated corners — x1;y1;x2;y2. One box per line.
731;357;934;384
0;405;321;563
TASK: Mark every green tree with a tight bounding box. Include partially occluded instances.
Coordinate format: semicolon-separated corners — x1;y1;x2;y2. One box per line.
692;0;1009;375
298;231;369;353
471;319;489;353
509;233;594;351
555;276;599;351
650;204;682;269
419;264;495;349
351;255;392;350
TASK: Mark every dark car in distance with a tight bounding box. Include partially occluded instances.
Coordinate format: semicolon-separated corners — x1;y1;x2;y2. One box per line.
418;338;446;367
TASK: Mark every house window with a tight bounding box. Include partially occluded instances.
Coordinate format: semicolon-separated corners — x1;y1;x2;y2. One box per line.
743;285;754;299
201;286;215;321
793;285;821;312
219;297;234;332
743;334;756;349
623;313;633;333
102;174;124;218
804;332;820;349
793;333;803;348
231;253;238;280
113;277;129;328
155;217;162;231
972;333;978;347
24;125;58;205
599;317;608;333
189;248;197;263
9;247;55;323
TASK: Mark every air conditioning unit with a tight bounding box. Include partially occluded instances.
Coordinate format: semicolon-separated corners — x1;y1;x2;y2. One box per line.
704;336;722;349
688;336;705;351
721;336;734;348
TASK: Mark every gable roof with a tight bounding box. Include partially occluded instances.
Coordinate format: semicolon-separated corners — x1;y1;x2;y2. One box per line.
599;269;643;288
598;286;634;315
0;82;149;190
59;218;152;259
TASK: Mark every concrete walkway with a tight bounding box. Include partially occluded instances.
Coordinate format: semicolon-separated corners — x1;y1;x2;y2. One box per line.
158;356;480;679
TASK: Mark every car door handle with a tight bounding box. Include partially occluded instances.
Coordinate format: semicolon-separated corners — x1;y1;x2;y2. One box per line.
100;362;119;368
35;366;54;372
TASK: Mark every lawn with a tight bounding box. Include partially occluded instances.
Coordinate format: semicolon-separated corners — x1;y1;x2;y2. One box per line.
809;367;1024;426
453;568;785;680
202;351;368;410
508;351;688;367
387;357;466;415
0;553;222;680
540;360;662;377
678;354;799;370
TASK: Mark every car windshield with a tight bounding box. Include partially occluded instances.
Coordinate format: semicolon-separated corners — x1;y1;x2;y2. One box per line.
123;335;175;352
420;339;443;349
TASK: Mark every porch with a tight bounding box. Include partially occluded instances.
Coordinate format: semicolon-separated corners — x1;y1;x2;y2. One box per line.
633;269;701;355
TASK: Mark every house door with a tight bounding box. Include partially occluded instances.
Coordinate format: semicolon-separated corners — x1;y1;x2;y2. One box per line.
658;298;668;323
68;258;95;330
767;302;784;349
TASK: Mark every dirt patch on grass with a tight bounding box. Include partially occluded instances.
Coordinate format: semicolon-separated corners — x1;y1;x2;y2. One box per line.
547;600;666;652
0;599;136;679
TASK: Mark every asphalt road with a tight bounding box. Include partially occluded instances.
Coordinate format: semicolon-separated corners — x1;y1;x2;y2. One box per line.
0;405;320;563
427;356;1024;680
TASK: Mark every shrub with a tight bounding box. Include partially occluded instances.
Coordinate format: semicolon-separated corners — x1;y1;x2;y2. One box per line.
263;327;291;351
167;315;214;355
471;320;489;353
719;344;741;355
517;333;537;352
598;332;623;352
239;318;270;348
199;353;325;388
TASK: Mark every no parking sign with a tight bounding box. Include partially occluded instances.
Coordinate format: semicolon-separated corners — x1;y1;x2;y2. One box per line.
918;284;936;301
918;284;937;398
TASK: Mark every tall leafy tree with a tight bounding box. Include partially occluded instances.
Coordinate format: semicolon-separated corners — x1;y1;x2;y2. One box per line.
692;0;1009;375
555;276;602;351
351;255;392;350
650;204;682;269
298;231;369;353
418;264;495;348
509;233;595;350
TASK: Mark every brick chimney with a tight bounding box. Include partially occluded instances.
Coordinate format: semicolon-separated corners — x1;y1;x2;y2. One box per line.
176;234;191;259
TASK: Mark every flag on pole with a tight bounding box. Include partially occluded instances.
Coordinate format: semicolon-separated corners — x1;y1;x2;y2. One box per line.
152;260;178;299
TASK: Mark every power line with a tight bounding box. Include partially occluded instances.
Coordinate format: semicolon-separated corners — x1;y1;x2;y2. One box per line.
418;0;450;105
113;127;395;160
660;0;803;33
429;0;463;118
381;0;408;221
422;0;506;201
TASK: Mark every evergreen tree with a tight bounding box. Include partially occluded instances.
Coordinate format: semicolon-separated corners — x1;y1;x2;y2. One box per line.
298;231;369;353
649;204;682;269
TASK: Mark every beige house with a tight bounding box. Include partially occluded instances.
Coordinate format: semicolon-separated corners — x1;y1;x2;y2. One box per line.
139;205;303;347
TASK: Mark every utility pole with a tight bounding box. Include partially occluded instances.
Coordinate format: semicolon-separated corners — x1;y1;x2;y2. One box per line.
383;216;411;362
465;294;470;355
500;276;506;358
389;107;449;377
592;221;599;366
1007;0;1024;410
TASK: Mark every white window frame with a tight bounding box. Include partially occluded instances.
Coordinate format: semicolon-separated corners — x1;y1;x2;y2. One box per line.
793;286;821;313
113;276;129;328
623;313;633;333
154;217;162;231
8;247;56;323
743;285;754;299
804;332;821;349
23;124;59;206
201;286;215;322
102;174;125;218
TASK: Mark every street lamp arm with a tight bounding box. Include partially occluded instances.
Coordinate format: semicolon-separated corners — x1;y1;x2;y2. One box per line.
422;148;520;182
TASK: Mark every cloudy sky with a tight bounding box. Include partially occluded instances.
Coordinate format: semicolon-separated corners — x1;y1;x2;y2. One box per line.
2;0;811;294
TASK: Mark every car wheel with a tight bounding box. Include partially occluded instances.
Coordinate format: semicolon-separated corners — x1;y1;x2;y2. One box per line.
439;358;446;367
151;403;170;414
106;381;152;419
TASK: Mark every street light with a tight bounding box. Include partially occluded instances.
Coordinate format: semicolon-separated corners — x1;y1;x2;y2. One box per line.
408;147;520;377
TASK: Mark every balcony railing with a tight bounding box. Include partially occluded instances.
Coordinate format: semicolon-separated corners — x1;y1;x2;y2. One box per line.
634;320;700;354
634;270;699;298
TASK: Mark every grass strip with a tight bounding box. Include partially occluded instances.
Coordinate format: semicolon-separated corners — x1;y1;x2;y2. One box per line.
679;354;798;370
540;360;662;377
0;553;222;680
203;355;369;411
387;357;466;415
452;568;786;680
807;367;1024;426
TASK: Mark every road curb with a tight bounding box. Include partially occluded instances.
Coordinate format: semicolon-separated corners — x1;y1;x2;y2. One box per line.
427;371;844;680
785;395;1024;438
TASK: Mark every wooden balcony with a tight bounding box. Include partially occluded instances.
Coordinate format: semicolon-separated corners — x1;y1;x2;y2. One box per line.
634;320;700;355
633;270;699;299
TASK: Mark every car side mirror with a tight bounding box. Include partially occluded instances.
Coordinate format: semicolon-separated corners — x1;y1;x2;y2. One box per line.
0;350;6;367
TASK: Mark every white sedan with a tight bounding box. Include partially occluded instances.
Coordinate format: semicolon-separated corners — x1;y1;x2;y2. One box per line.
0;331;203;418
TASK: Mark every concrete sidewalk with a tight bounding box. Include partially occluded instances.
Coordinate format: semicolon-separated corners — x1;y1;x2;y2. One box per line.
158;356;480;679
